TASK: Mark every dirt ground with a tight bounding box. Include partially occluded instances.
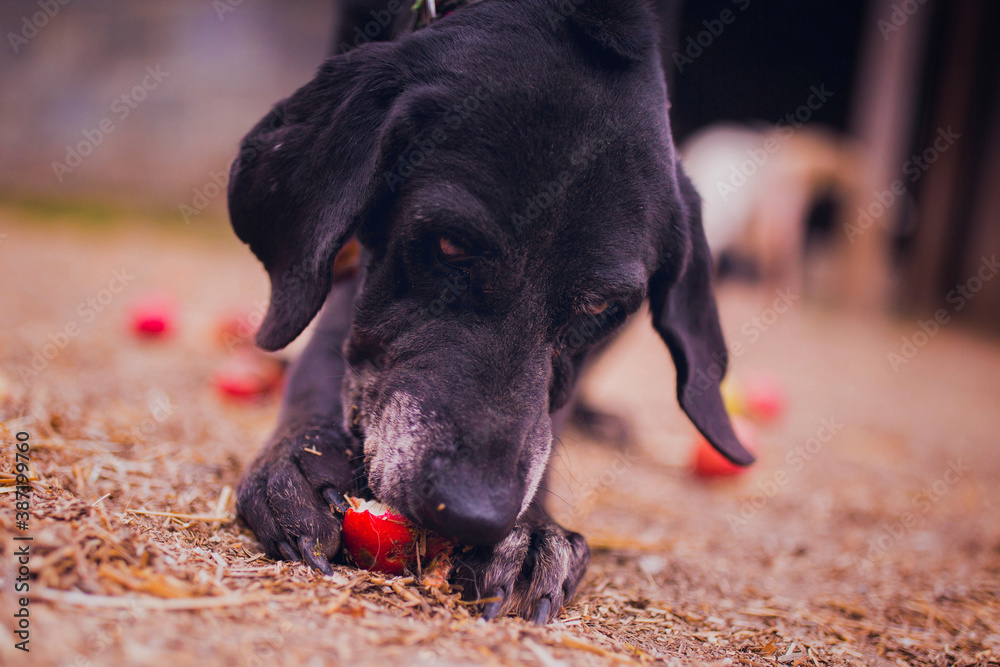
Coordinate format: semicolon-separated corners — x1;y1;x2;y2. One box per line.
1;212;999;666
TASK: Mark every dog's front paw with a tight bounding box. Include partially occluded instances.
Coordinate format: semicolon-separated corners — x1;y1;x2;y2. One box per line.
236;423;356;575
451;505;590;624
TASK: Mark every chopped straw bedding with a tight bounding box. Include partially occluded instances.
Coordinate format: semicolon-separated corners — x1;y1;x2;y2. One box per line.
1;220;999;666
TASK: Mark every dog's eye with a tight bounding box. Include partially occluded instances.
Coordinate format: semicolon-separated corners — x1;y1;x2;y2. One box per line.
578;300;609;317
436;236;471;263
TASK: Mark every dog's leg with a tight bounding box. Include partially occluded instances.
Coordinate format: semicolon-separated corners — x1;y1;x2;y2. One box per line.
562;332;633;449
235;274;362;574
450;497;591;624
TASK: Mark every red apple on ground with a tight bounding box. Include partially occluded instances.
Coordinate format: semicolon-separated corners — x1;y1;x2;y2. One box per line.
341;497;452;576
691;416;759;478
212;351;285;401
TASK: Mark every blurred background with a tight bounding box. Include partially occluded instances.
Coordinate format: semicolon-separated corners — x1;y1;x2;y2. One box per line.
1;0;998;329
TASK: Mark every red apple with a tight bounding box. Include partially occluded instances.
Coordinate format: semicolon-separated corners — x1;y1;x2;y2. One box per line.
691;416;759;478
341;497;451;576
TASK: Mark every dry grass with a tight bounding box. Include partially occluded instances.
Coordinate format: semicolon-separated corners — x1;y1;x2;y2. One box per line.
1;216;999;666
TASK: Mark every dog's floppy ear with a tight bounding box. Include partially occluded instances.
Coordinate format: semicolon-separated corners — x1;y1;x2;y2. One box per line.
649;167;755;466
227;45;402;351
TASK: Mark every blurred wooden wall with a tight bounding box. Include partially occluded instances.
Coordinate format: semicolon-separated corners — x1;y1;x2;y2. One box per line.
901;0;1000;333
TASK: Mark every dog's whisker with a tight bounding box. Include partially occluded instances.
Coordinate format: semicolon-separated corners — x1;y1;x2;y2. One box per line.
540;452;580;489
541;462;574;492
534;487;572;510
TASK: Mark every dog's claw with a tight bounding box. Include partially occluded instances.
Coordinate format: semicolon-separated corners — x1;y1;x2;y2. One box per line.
452;511;589;624
298;535;334;575
323;488;351;514
278;541;301;562
235;421;351;574
533;597;551;625
482;588;505;621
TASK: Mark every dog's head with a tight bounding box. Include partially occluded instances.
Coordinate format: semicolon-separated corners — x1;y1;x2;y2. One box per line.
228;0;753;545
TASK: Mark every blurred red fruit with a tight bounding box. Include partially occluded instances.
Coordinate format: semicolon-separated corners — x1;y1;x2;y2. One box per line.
743;376;787;424
341;498;451;576
691;416;759;478
129;294;175;338
213;352;284;401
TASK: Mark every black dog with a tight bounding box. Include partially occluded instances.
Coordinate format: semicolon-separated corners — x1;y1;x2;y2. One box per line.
228;0;753;623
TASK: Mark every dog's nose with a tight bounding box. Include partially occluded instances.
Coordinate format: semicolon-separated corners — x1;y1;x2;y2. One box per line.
417;482;520;546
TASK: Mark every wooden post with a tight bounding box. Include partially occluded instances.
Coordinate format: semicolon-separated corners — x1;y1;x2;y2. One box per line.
837;0;931;310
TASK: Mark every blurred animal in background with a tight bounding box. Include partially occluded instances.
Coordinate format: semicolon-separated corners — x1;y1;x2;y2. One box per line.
681;124;868;292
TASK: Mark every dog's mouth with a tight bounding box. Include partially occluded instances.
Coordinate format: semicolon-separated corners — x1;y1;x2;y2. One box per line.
341;364;434;524
338;345;550;546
